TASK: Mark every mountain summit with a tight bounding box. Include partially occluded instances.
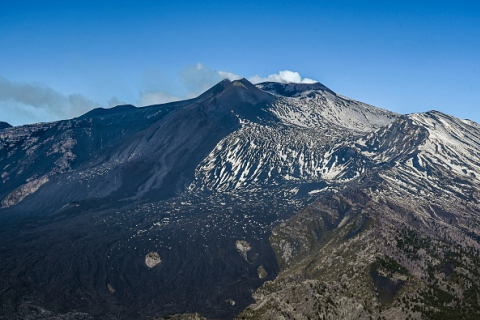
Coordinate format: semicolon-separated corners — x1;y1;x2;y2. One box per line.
1;79;480;320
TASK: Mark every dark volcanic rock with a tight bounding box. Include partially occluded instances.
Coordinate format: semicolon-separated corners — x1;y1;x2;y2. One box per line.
256;81;336;97
0;79;275;215
0;121;12;130
79;104;137;119
2;78;480;320
0;79;283;319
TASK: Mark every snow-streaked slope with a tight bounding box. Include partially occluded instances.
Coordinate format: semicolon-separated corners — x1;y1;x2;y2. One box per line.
379;111;480;199
410;111;480;180
240;112;480;320
323;110;480;198
190;84;397;192
0;79;275;212
3;77;480;320
259;82;396;131
190;121;329;191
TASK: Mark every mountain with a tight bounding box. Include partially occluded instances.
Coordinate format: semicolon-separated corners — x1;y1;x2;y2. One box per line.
0;121;12;130
239;112;480;320
1;78;479;320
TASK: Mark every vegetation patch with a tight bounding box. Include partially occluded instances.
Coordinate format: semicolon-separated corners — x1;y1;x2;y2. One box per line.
370;256;408;303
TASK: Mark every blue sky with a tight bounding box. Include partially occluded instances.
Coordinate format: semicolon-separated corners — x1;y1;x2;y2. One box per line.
1;0;479;126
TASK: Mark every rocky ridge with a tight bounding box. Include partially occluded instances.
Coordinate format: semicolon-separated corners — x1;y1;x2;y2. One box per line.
238;111;480;320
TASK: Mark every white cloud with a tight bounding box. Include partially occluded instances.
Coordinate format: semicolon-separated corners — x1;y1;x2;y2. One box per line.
107;97;128;108
139;90;182;106
181;63;242;95
249;70;317;84
217;70;242;81
138;65;318;106
1;66;319;126
137;63;242;105
0;77;101;126
136;66;318;106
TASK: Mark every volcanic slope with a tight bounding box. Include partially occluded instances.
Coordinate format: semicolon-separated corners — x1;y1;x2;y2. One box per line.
0;78;396;319
3;78;480;319
239;111;480;320
0;122;11;130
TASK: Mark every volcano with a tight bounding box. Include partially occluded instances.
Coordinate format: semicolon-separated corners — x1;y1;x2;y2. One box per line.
1;78;480;319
